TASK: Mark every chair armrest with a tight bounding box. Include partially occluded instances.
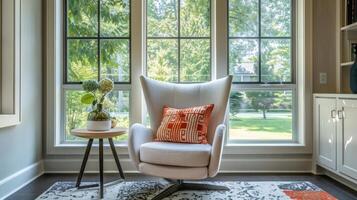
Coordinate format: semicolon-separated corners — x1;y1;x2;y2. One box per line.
208;124;226;177
128;123;154;169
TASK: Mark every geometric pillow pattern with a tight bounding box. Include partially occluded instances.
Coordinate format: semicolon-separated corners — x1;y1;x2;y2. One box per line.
155;104;214;144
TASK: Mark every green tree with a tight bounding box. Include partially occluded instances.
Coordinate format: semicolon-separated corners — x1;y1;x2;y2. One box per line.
65;0;131;141
229;0;258;37
229;92;244;116
67;0;130;82
65;91;88;136
229;0;292;83
147;0;211;82
273;91;292;110
246;91;276;119
65;0;293;140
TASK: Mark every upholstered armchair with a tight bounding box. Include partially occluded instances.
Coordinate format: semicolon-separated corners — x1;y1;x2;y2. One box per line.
128;75;232;200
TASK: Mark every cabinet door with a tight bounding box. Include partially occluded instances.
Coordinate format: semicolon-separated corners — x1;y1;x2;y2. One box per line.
337;99;357;180
315;98;337;170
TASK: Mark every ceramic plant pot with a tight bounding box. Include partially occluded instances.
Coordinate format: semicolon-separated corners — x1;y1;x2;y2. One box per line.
86;120;112;131
86;104;111;131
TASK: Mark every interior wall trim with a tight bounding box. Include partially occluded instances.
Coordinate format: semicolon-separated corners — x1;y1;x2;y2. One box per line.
0;161;44;199
0;156;312;199
43;157;313;174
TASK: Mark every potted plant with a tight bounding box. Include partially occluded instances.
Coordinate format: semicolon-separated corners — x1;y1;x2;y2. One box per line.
81;78;114;131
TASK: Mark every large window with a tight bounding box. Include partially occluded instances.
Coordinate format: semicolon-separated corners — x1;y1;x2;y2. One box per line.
228;0;295;142
146;0;211;82
57;0;299;146
63;0;131;142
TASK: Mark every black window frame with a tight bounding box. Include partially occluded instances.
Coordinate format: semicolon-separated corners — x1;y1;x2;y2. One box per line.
146;0;212;83
227;0;294;85
63;0;132;85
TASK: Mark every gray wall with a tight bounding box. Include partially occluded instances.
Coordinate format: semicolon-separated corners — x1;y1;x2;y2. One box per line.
313;0;337;93
0;0;42;181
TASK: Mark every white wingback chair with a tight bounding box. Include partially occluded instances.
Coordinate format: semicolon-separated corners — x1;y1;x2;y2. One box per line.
128;75;232;199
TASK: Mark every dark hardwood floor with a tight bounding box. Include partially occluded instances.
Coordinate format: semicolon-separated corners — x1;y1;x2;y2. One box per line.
6;173;357;200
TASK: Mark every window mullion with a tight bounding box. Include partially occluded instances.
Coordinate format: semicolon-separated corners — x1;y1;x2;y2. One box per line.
131;0;144;124
97;0;101;82
178;0;181;83
209;0;213;81
64;0;68;84
258;0;262;83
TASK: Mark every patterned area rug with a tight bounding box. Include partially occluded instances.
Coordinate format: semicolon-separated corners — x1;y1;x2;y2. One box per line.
36;181;337;200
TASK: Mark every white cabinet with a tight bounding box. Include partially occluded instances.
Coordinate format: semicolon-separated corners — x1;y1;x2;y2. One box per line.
314;94;357;184
337;99;357;180
315;98;337;170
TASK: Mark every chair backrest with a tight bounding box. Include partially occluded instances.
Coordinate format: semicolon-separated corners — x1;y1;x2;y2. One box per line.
140;75;233;144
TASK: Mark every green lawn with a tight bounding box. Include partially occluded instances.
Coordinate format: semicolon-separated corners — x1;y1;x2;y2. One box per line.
66;114;292;142
229;115;292;140
119;114;292;142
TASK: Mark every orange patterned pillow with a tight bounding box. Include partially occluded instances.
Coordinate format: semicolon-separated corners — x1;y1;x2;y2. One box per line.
155;104;214;144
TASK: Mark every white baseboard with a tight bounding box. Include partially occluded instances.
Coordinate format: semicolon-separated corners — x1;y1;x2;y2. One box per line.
44;157;313;174
0;157;313;199
0;161;44;200
0;156;312;199
44;158;138;173
219;157;312;173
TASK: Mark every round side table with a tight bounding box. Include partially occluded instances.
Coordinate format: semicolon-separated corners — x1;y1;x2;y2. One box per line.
71;128;127;199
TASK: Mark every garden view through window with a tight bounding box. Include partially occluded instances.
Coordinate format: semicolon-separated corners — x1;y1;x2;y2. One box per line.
63;0;295;144
228;0;294;142
146;0;211;82
64;0;130;142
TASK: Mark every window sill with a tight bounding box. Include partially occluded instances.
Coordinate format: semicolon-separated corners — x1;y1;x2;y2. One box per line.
225;143;305;147
56;142;304;148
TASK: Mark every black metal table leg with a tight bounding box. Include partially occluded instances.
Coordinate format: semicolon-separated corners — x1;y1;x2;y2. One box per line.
99;139;104;199
76;139;93;188
108;138;125;179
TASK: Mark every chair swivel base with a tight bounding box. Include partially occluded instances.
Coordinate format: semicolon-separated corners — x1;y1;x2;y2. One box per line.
151;180;230;200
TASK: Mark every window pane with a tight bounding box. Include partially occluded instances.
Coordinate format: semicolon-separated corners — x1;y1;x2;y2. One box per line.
147;39;178;82
261;0;291;37
261;39;291;82
64;90;130;142
67;0;98;37
229;0;258;37
180;0;210;37
229;90;293;141
229;39;259;82
180;39;210;82
147;0;178;37
67;39;98;82
106;90;130;141
64;90;88;141
100;39;130;82
100;0;130;37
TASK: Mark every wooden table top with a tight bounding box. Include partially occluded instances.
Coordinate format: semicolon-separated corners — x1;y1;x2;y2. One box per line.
71;128;127;139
